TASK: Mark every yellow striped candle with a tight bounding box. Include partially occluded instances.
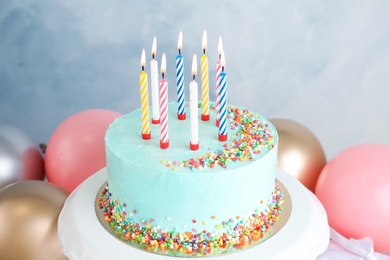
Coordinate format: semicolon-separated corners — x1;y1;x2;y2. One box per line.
140;49;151;140
201;30;210;121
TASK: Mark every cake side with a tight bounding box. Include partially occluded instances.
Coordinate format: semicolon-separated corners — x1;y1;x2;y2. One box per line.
105;144;278;234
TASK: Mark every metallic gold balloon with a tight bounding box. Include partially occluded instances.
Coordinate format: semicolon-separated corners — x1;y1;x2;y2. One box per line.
0;181;69;260
270;118;327;193
0;125;45;189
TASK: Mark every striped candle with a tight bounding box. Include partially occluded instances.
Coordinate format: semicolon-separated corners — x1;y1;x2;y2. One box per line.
140;49;151;140
190;54;199;150
215;36;223;127
176;31;186;120
150;37;160;124
201;30;210;121
159;53;169;149
218;49;227;142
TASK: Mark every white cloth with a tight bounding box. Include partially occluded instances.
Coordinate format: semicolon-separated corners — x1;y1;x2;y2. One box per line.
318;227;390;260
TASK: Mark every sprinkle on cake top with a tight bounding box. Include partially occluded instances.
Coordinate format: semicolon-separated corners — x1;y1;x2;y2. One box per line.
162;104;276;171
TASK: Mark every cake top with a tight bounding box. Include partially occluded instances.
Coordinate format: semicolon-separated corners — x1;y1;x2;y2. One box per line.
105;102;278;174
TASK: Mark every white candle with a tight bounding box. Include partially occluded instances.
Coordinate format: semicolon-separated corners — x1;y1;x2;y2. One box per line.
189;54;199;150
150;37;160;124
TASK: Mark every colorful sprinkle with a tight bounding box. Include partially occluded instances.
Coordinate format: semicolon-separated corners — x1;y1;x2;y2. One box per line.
162;105;276;171
99;184;284;256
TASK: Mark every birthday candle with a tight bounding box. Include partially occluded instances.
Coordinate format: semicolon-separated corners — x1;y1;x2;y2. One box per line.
189;54;199;151
215;36;223;127
139;49;151;140
150;37;160;124
176;31;186;120
159;53;169;149
218;49;227;142
201;30;210;121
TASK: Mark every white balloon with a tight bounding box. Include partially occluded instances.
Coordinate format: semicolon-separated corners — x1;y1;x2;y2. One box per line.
0;125;44;189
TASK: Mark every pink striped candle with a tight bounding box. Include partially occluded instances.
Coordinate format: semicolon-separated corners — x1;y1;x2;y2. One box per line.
215;36;223;127
159;53;169;149
150;37;160;124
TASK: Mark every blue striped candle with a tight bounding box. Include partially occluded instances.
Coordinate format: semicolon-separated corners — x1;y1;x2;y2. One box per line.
176;31;186;120
218;49;227;141
215;36;223;127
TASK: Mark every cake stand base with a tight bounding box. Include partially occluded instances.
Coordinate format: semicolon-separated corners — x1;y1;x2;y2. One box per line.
58;168;329;260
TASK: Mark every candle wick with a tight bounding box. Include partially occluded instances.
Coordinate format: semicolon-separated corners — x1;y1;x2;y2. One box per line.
218;54;221;60
178;49;181;55
162;72;165;79
193;74;195;80
152;53;155;59
142;66;145;71
222;66;225;72
203;49;206;55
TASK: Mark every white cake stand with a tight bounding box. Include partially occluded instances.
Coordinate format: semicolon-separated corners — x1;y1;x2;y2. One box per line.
58;168;329;260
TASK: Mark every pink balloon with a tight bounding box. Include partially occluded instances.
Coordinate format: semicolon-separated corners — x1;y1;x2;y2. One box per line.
45;109;122;193
23;147;45;180
315;143;390;253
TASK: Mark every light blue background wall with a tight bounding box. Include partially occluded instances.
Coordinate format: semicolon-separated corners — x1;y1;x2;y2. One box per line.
1;0;390;160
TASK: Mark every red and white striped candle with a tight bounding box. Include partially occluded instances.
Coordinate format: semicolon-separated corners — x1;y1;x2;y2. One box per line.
159;53;169;149
150;37;160;124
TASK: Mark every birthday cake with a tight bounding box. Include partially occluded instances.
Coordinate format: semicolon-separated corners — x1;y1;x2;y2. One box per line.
99;102;283;257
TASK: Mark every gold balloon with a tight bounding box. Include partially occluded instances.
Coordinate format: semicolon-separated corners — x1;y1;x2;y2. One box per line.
270;118;327;192
0;181;69;260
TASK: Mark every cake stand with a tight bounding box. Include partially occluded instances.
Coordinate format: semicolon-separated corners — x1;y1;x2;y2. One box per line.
58;168;330;260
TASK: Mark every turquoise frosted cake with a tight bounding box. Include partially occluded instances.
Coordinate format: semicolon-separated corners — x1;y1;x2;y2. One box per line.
100;102;283;256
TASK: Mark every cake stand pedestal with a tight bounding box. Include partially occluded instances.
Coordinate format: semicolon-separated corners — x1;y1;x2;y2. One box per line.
58;168;329;260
